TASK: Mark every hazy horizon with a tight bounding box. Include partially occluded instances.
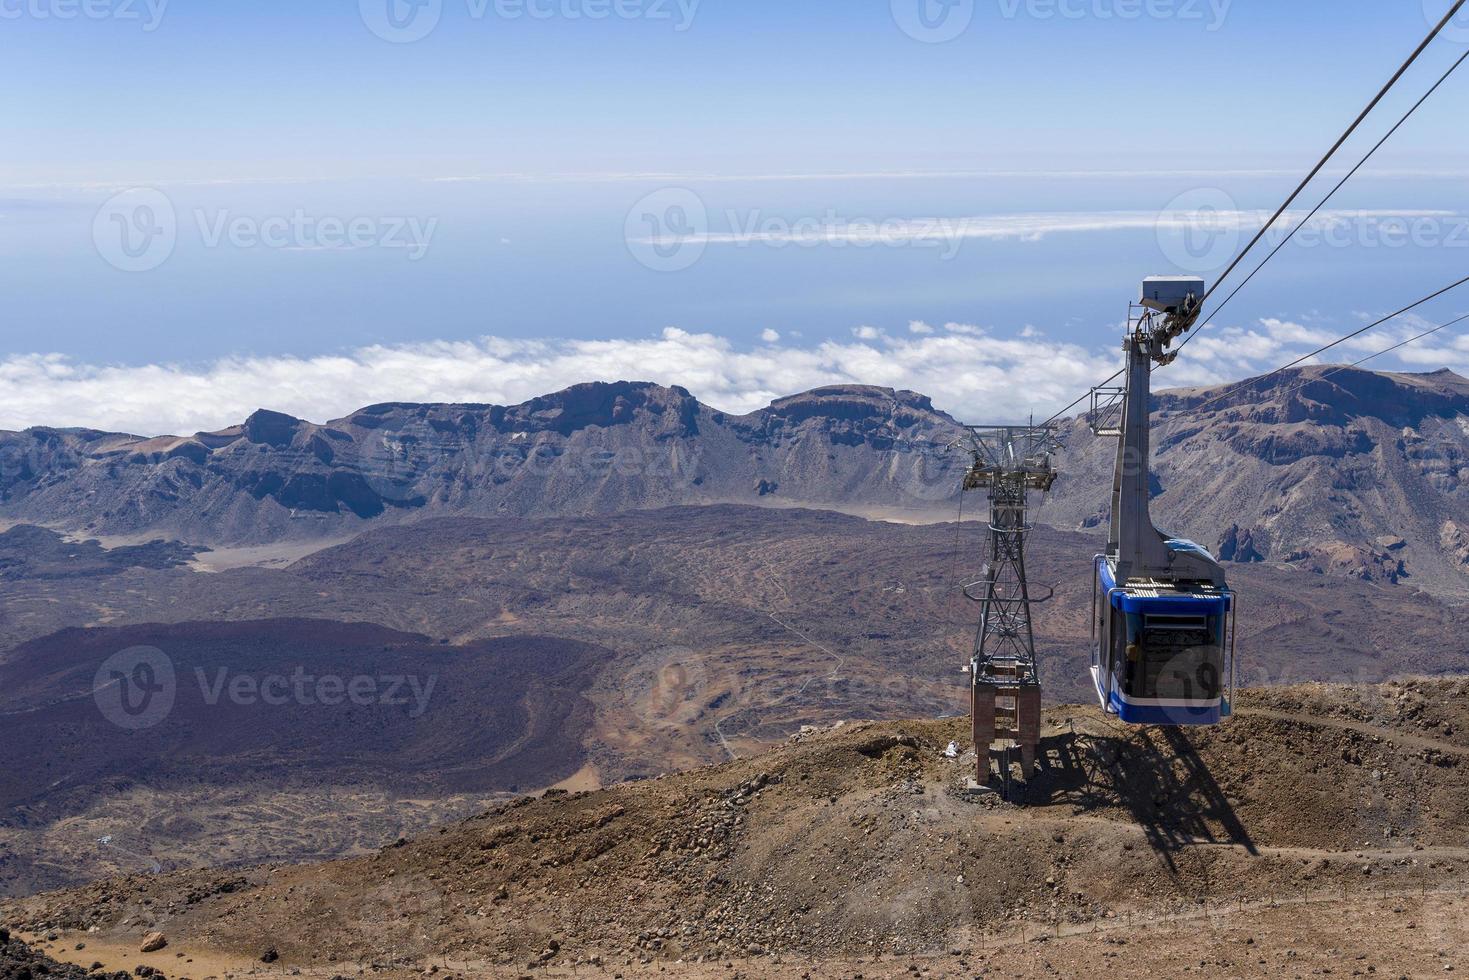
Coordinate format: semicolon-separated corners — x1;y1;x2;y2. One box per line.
5;1;1469;432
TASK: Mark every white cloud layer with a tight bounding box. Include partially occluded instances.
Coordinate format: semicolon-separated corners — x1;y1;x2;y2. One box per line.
1;319;1465;437
633;209;1462;250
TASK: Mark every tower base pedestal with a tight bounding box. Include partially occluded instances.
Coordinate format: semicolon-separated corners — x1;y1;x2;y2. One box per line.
971;682;1042;782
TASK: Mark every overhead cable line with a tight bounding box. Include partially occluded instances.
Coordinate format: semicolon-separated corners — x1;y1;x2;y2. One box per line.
1189;0;1469;312
1039;0;1469;427
1187;272;1469;414
1172;45;1469;357
1262;311;1469;406
1040;368;1123;428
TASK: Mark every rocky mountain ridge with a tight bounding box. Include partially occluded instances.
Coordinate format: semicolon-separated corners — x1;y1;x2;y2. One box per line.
0;382;965;546
1039;365;1469;593
8;367;1469;591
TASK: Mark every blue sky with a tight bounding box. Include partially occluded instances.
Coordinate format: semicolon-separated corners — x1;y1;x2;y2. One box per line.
3;0;1469;433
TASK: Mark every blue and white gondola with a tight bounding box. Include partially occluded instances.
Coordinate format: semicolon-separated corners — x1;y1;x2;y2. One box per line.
1087;277;1238;727
1091;542;1235;726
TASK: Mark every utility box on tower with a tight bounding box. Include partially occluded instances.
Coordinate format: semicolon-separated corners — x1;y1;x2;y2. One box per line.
1140;276;1206;315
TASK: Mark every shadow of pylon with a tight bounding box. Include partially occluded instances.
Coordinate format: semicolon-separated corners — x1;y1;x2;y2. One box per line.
1007;722;1257;872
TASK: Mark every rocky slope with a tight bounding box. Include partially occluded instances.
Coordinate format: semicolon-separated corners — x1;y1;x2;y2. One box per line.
9;680;1469;977
0;928;98;980
1039;365;1469;594
0;382;966;546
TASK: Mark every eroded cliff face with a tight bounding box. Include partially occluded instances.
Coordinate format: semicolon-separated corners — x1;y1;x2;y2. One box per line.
1038;366;1469;593
0;381;968;546
11;367;1469;593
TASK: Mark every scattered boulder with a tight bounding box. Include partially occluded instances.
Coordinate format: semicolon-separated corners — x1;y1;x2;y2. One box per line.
1217;524;1265;563
1441;521;1469;567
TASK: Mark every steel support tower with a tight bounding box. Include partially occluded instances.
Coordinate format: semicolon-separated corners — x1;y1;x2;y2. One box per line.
962;425;1057;781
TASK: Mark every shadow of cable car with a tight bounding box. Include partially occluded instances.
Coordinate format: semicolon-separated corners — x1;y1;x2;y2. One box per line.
1021;724;1257;872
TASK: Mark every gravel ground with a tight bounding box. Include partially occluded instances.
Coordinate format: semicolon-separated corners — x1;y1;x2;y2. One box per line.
10;681;1469;975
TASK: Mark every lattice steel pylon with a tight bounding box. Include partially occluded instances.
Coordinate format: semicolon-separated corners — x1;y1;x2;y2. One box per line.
961;425;1058;782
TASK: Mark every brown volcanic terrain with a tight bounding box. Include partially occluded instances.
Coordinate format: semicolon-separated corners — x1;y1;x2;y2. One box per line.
8;507;1469;746
9;680;1469;978
0;621;599;897
6;506;1469;899
8;367;1469;973
9;365;1469;905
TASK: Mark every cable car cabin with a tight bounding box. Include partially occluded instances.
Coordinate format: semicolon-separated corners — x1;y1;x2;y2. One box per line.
1087;282;1236;726
1091;541;1236;726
